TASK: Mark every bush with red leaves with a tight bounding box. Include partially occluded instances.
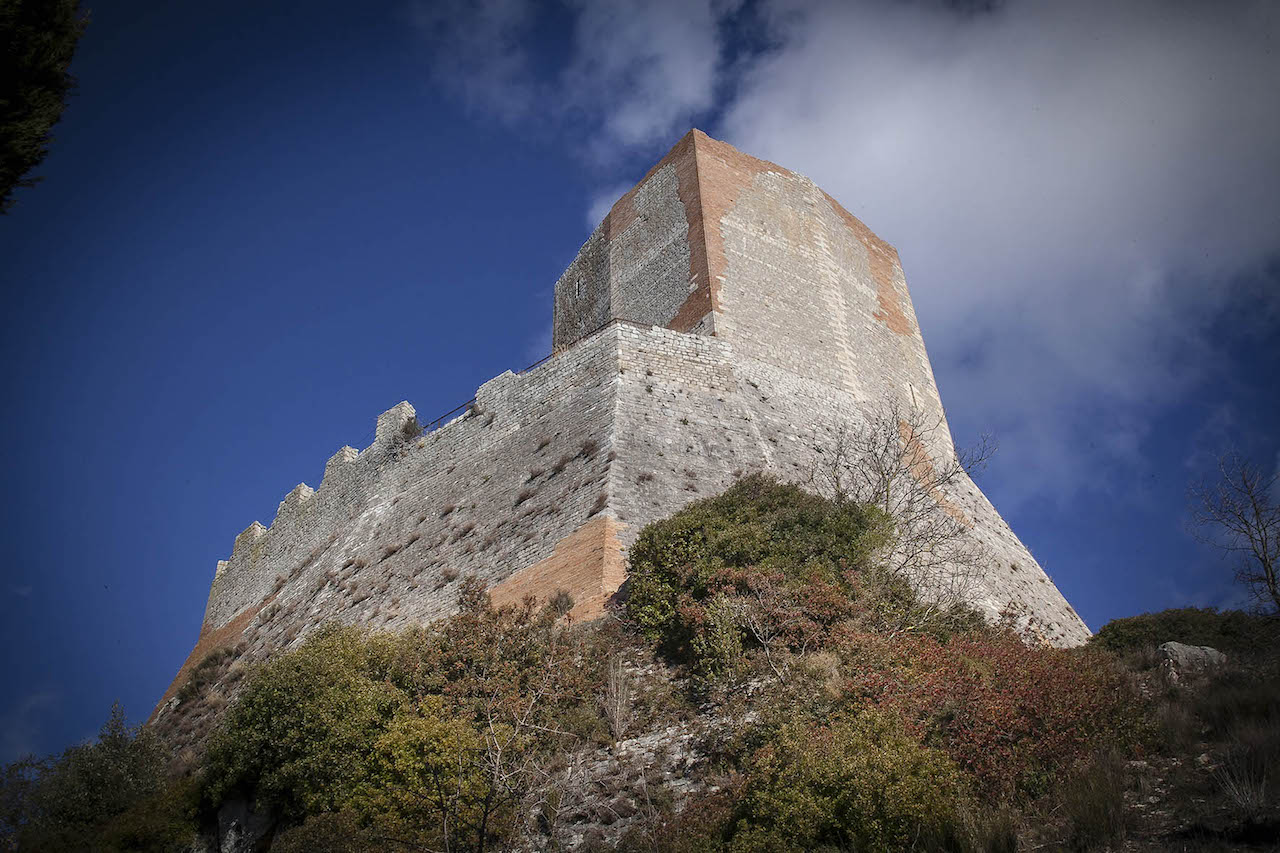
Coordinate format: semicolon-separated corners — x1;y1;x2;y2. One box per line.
833;627;1147;798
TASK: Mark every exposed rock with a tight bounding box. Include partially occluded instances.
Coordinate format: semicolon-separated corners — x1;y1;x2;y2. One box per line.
1159;641;1226;683
217;797;274;853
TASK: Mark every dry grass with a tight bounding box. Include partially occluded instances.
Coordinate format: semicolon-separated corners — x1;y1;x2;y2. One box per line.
1058;751;1129;851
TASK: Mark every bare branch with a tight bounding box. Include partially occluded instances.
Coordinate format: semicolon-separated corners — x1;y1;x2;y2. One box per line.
807;400;992;629
1189;452;1280;613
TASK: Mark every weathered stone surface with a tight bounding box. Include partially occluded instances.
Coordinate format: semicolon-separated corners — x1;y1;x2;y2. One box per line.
159;130;1091;716
216;798;273;853
1159;641;1227;682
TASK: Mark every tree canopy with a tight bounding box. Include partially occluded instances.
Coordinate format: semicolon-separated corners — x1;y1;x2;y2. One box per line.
1;0;87;213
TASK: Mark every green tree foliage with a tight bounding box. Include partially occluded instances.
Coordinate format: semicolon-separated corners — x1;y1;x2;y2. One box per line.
202;626;405;819
625;474;894;679
0;0;87;212
203;580;600;851
1090;606;1280;657
0;703;196;851
728;710;964;852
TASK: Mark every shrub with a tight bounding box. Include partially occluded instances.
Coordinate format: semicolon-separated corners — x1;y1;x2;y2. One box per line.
1090;607;1280;657
399;417;422;440
203;627;405;818
203;581;605;845
613;790;735;853
176;646;237;704
272;810;382;853
1190;665;1280;740
728;710;965;852
624;474;889;679
835;628;1145;798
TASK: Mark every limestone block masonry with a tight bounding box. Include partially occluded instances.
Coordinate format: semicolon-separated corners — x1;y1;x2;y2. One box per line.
158;130;1089;713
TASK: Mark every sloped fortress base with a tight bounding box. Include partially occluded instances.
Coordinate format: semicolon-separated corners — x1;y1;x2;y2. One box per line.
159;131;1088;712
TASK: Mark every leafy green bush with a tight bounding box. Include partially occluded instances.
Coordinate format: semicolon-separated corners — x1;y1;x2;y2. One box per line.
625;474;891;679
728;710;965;852
202;626;404;819
202;580;605;849
271;810;379;853
1090;607;1280;657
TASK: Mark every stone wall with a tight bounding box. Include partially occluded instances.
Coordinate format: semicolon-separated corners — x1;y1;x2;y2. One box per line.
162;130;1091;715
190;323;626;668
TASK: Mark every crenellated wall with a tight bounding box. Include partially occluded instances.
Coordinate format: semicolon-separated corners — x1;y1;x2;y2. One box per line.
160;130;1090;718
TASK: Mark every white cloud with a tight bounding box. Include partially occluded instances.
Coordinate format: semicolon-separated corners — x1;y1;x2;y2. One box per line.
412;0;735;156
409;0;540;122
415;0;1280;507
719;0;1280;505
585;182;632;229
563;0;736;153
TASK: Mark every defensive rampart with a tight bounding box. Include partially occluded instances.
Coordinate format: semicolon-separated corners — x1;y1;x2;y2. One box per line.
159;130;1089;716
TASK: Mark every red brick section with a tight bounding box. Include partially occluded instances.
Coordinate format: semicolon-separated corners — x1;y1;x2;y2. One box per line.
677;130;777;331
153;516;630;720
148;588;281;722
490;514;628;623
601;129;779;334
821;190;913;336
600;130;912;338
605;132;695;241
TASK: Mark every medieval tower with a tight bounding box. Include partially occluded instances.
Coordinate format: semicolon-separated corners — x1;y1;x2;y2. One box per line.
159;130;1088;711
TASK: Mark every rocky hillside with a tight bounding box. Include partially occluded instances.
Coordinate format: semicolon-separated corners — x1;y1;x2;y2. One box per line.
3;477;1278;852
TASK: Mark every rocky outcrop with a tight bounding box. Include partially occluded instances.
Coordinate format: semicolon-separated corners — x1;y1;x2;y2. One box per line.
1159;641;1227;683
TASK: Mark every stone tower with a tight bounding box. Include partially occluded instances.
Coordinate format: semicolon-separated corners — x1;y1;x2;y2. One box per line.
158;130;1088;715
554;130;953;459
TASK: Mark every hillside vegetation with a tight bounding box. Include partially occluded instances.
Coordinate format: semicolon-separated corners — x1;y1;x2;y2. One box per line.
3;475;1278;851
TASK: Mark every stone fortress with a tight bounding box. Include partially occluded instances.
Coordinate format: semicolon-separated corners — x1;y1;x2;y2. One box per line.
160;130;1089;710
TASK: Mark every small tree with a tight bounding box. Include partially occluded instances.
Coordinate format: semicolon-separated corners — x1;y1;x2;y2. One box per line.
1;0;88;212
808;401;995;630
0;703;181;850
1190;452;1280;613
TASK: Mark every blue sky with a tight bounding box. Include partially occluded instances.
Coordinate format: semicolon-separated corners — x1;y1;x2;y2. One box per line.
1;0;1277;762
